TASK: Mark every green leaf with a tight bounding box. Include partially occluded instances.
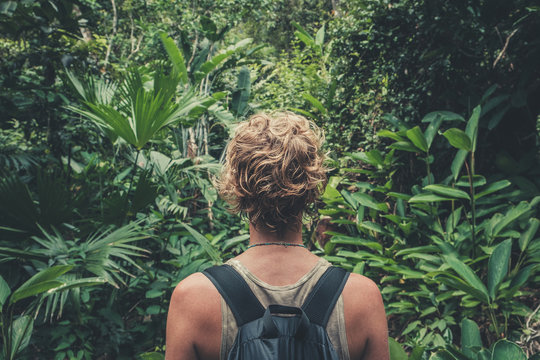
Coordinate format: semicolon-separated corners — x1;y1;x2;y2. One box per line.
424;115;443;149
509;265;533;289
461;318;482;358
377;129;404;142
492;201;532;238
315;24;325;47
291;21;313;39
388;338;408;360
443;128;472;151
231;66;250;116
182;223;222;264
10;265;73;304
50;277;107;293
0;275;11;309
465;105;482;152
406;126;428;152
487;239;512;300
424;185;470;200
159;32;188;84
421;111;465;123
475;180;511;200
409;193;454;203
302;93;327;114
491;340;527;360
451;149;468;181
456;175;487;187
10;315;34;358
351;192;387;211
519;218;539;252
390;141;421;152
442;255;489;302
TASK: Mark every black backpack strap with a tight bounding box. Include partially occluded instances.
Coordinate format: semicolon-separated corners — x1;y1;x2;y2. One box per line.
203;265;265;326
302;266;350;327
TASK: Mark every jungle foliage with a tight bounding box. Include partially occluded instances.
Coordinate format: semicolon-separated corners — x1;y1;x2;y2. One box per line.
0;0;539;359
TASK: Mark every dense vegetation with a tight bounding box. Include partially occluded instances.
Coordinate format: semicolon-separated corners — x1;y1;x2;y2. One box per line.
1;0;539;359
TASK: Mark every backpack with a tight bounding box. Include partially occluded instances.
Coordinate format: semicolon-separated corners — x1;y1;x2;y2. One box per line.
203;264;350;360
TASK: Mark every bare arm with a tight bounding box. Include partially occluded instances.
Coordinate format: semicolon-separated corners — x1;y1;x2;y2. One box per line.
165;273;221;360
343;273;389;360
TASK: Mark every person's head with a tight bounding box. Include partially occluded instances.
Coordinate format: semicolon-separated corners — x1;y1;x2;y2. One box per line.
218;111;327;235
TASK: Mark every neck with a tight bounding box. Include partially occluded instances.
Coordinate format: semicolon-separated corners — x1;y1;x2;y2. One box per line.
248;223;302;246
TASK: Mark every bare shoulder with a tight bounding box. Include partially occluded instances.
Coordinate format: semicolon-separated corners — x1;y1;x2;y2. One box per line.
342;273;389;360
166;272;221;360
171;272;217;305
342;272;384;309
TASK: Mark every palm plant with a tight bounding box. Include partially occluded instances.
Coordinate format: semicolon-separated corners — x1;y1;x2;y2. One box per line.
0;222;148;322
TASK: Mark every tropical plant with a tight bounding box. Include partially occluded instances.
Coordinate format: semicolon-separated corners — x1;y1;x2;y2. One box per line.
319;98;539;351
0;265;105;360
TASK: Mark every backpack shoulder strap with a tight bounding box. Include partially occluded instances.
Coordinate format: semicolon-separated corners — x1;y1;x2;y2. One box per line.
302;266;350;327
203;264;265;327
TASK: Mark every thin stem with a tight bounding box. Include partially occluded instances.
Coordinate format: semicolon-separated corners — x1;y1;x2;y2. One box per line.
465;155;477;257
124;150;140;221
489;306;501;339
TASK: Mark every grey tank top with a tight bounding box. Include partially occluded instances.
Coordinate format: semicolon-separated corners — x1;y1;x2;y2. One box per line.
219;258;351;360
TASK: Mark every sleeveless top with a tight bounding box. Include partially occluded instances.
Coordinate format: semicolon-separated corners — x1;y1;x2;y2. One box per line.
219;258;351;360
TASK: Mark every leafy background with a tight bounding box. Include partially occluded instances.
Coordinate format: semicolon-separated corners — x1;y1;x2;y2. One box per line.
0;0;539;359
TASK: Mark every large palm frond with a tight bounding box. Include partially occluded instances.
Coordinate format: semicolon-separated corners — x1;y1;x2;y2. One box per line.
67;67;214;150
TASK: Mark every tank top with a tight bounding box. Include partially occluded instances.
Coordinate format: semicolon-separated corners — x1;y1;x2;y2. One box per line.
219;258;351;360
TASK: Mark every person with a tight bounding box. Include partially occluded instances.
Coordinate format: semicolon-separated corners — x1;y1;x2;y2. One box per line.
165;112;389;360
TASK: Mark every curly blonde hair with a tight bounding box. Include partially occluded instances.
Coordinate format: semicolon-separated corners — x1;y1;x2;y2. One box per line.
217;111;327;234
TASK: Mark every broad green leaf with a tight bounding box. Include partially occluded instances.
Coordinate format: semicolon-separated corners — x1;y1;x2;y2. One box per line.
0;275;11;308
409;347;425;360
509;264;533;289
351;192;387;211
10;280;64;305
390;141;420;152
491;340;527;360
315;24;325;47
10;315;34;358
461;318;482;358
475;180;511;200
487;239;512;300
406;126;428;152
330;235;382;252
492;201;532;238
294;31;316;48
424;185;470;200
465;105;481;152
442;255;489;302
456;175;487;187
159;32;188;84
183;223;222;264
388;338;407;360
519;218;539;251
10;265;73;305
291;21;313;41
443;128;472;151
302;93;327;114
436;275;489;304
421;111;465;123
424;115;443;149
409;193;454;203
451;149;468;181
377;129;404;142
